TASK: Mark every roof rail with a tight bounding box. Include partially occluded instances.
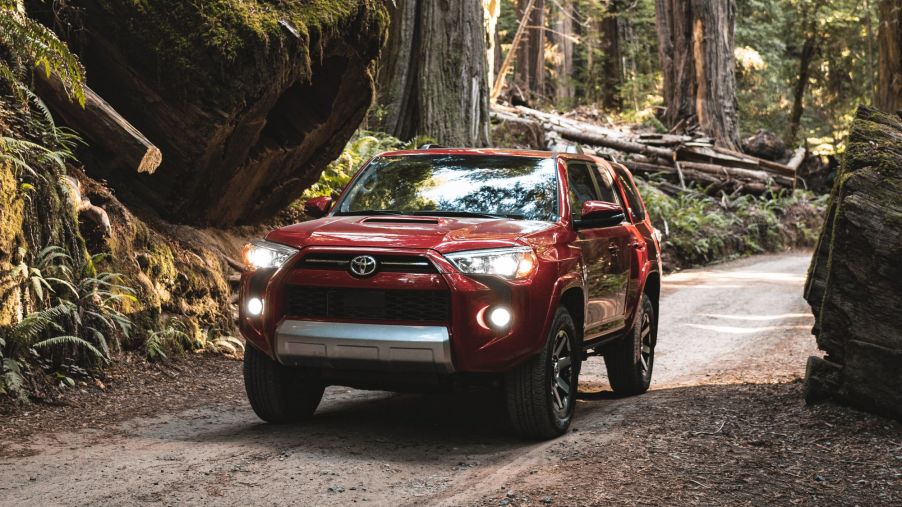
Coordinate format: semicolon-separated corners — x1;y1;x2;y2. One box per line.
418;143;446;150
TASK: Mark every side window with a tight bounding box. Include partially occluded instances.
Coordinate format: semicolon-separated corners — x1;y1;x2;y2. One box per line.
566;163;600;220
592;164;623;206
613;166;647;221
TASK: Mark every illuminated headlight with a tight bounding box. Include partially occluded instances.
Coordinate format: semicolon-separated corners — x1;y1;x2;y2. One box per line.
242;240;299;271
445;246;537;279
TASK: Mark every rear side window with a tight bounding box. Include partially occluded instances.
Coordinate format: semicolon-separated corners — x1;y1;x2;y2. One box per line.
613;166;646;221
592;164;623;205
566;162;600;220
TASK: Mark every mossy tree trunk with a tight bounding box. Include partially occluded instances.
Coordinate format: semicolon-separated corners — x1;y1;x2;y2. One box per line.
804;106;902;421
655;0;740;150
378;0;491;147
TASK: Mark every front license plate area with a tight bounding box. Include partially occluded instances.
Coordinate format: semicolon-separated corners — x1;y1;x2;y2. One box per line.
329;289;386;320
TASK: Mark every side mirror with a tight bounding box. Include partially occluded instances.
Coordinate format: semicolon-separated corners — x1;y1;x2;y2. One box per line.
574;201;625;229
304;196;333;218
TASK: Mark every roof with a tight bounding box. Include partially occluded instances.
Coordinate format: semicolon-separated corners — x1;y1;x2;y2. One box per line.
379;147;559;159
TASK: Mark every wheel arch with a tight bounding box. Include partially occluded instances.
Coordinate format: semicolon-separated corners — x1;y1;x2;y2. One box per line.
643;270;661;312
558;286;585;340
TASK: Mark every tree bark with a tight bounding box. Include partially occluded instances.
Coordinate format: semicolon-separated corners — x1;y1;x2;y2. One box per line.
877;0;902;113
553;0;574;105
516;0;546;98
655;0;740;150
599;1;624;110
804;106;902;421
379;0;491;147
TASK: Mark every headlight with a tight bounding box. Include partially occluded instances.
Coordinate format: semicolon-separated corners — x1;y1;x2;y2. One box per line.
242;240;299;271
444;246;537;279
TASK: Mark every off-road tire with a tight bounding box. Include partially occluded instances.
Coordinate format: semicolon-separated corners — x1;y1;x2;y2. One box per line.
243;345;324;423
605;293;656;395
505;306;580;440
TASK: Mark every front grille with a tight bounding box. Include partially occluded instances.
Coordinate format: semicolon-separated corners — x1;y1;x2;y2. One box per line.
285;286;450;323
297;253;437;274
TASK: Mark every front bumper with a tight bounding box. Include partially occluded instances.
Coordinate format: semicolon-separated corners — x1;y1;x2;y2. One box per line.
239;245;561;373
275;320;454;373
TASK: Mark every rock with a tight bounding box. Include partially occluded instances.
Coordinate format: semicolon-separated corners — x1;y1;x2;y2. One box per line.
37;0;388;226
804;106;902;421
742;129;786;161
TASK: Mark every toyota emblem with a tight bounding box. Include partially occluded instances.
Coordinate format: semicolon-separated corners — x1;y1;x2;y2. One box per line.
349;255;378;277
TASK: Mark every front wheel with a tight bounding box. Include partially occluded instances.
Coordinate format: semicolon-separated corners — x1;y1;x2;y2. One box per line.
605;293;657;395
243;345;324;423
505;306;581;440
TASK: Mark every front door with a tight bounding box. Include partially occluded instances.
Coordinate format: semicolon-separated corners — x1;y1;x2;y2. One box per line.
566;162;631;340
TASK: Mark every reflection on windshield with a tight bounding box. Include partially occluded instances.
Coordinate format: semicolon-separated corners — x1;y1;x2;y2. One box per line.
337;155;559;221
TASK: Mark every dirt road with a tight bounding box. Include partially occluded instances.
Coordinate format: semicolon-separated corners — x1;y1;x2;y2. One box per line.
2;253;899;506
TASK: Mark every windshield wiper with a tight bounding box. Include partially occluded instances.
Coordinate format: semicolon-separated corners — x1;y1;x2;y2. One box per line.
335;209;404;216
410;211;525;220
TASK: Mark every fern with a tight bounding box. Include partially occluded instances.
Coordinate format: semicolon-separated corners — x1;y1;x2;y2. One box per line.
0;0;85;106
33;335;105;362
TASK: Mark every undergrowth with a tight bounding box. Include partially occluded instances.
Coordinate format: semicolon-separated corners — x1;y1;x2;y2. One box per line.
637;180;828;270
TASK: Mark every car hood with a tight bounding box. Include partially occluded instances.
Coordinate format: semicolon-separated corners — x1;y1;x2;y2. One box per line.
265;215;556;253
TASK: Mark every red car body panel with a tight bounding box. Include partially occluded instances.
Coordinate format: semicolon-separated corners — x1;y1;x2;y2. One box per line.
239;148;661;374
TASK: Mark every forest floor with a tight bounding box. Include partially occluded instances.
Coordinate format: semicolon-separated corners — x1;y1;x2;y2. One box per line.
0;252;900;506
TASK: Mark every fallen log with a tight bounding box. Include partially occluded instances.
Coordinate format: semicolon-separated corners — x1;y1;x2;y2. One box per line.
786;147;807;172
34;73;162;174
558;127;674;160
489;110;545;148
621;159;721;185
804;106;902;421
678;161;794;186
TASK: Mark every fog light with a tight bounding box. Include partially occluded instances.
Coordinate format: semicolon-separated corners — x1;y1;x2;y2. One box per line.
489;307;512;328
247;297;264;316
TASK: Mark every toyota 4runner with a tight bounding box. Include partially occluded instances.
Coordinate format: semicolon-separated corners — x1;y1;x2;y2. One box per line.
239;148;661;439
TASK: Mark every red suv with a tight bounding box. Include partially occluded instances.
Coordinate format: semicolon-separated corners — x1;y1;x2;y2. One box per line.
239;148;661;439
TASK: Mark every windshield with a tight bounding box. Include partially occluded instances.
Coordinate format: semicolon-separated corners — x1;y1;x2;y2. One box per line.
336;155;559;221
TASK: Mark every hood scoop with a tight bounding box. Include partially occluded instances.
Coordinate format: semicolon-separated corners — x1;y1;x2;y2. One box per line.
362;217;440;225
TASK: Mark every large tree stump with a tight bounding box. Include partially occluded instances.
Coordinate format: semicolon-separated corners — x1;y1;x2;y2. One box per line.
33;0;388;226
804;106;902;421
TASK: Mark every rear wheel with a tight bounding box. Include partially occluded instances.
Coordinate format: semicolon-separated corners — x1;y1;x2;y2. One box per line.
605;294;656;395
243;345;324;423
505;306;581;440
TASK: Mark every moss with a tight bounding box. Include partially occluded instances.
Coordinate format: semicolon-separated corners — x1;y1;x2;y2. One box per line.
83;0;389;105
0;160;25;329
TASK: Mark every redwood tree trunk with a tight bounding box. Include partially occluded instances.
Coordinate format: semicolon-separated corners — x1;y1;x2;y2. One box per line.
655;0;740;150
516;0;545;99
877;0;902;113
599;1;625;110
379;0;491;147
553;0;574;105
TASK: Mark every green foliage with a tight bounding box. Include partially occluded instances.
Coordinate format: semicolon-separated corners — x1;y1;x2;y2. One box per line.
302;130;433;199
145;317;192;361
637;179;828;269
0;248;136;398
145;317;245;361
736;0;877;152
0;0;85;106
